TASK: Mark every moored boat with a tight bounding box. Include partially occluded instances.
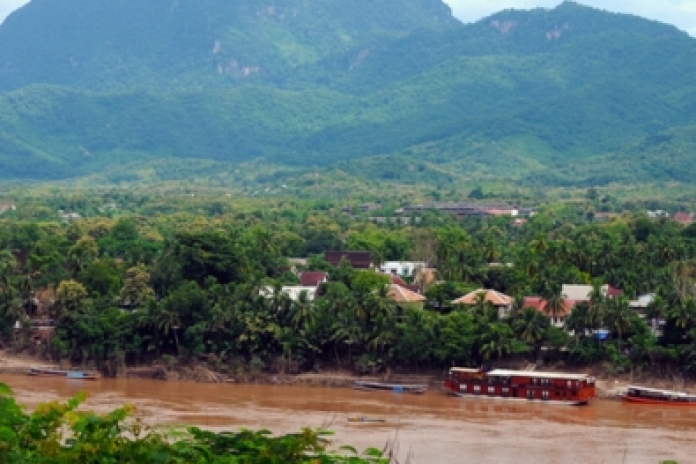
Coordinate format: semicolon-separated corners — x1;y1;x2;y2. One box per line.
444;368;596;405
27;366;100;380
353;380;427;394
347;415;386;423
621;385;696;406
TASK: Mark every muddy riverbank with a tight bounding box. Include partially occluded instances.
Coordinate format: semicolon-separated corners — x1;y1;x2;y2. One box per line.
2;350;692;398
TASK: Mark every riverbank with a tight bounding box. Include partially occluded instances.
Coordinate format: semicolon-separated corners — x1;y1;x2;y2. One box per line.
2;350;692;397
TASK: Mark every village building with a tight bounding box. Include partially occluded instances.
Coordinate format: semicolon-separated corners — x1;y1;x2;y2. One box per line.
523;297;576;328
629;293;663;337
561;284;622;301
452;289;514;320
386;284;426;311
0;201;16;214
379;261;426;277
261;286;318;302
299;271;328;287
324;251;372;269
674;212;694;226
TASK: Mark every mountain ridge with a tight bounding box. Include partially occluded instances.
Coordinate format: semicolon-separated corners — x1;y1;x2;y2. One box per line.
0;1;695;190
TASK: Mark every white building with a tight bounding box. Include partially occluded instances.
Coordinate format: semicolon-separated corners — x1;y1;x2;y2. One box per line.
561;284;620;301
261;286;317;302
379;261;426;277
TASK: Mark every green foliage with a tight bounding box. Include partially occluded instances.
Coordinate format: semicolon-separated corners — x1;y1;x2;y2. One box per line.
2;191;696;379
0;383;388;463
0;2;695;191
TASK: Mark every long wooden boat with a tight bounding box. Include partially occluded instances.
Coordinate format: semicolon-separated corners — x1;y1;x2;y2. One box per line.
347;415;386;423
621;385;696;406
444;368;596;406
353;381;427;395
27;366;100;380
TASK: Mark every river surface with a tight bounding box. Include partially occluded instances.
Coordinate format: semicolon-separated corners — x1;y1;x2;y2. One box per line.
1;374;695;463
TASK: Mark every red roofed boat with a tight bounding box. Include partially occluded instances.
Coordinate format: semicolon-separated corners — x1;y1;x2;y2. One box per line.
444;368;596;405
621;386;696;406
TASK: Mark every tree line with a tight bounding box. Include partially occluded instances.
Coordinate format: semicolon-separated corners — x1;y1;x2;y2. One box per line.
1;201;696;378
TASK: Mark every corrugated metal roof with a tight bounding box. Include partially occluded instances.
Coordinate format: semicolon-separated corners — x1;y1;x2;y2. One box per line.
487;369;592;380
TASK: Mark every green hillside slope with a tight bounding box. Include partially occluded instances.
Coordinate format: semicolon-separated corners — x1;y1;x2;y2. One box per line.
0;1;695;188
0;0;454;92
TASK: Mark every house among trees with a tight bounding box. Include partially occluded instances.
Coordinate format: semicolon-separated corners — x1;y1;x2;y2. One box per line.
261;286;318;302
324;251;372;269
452;289;513;320
386;284;426;310
674;212;694;226
629;293;664;336
299;271;328;287
379;261;426;277
524;297;575;328
0;201;16;214
561;284;622;301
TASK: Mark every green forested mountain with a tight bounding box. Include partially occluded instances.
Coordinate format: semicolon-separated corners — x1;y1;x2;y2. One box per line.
0;1;695;187
0;0;454;91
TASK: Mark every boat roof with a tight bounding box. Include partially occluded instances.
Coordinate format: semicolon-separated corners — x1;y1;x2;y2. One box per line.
487;370;592;380
627;385;695;397
449;367;482;373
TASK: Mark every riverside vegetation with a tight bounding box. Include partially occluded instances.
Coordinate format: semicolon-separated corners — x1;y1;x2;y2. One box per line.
2;191;696;381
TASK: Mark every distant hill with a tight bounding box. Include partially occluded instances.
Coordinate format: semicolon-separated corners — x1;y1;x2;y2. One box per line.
0;0;454;91
0;1;695;189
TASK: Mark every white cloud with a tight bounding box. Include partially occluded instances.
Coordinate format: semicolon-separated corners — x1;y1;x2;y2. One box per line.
0;0;695;37
443;0;696;36
0;0;27;22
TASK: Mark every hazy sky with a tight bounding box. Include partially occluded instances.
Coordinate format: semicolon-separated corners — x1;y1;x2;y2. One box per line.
1;0;695;36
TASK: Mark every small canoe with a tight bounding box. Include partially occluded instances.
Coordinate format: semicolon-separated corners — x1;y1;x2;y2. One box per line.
347;415;386;423
27;366;100;380
353;380;427;394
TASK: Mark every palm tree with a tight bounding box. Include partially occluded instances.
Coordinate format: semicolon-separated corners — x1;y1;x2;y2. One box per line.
154;305;183;355
479;323;515;362
513;308;549;360
0;250;16;301
290;290;315;332
605;296;635;353
330;310;361;366
543;292;566;322
587;281;606;330
366;286;396;323
669;298;696;331
564;302;590;341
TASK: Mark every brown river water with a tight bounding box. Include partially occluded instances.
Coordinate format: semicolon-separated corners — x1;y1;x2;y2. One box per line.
1;374;695;463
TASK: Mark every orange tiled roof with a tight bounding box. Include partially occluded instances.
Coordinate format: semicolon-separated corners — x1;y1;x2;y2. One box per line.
452;289;512;307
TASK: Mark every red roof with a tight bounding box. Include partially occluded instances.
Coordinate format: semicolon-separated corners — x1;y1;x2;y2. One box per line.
390;274;408;287
299;272;327;287
523;297;576;317
674;212;694;225
607;285;623;298
325;251;372;269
